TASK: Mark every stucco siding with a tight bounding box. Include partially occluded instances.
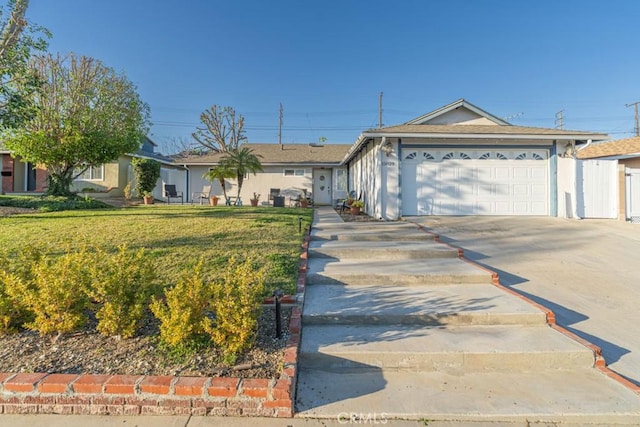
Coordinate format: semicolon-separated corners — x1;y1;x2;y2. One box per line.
188;165;314;205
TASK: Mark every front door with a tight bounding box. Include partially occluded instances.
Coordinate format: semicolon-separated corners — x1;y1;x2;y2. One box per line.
313;169;332;205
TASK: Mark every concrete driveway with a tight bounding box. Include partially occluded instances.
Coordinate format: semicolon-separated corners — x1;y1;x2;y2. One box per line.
408;216;640;387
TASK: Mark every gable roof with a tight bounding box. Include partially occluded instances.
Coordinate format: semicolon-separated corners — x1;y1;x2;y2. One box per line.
363;123;608;140
405;99;510;126
172;143;352;165
577;136;640;159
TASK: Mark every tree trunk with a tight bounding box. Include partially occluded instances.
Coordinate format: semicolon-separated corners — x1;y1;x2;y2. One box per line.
46;170;74;197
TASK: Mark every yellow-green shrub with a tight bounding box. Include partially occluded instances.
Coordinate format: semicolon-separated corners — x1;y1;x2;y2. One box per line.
150;261;213;347
10;249;92;336
88;246;157;338
0;271;29;334
206;257;266;364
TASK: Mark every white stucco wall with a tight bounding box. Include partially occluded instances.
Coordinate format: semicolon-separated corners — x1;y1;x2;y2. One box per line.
347;138;401;220
557;156;577;218
187;165;314;205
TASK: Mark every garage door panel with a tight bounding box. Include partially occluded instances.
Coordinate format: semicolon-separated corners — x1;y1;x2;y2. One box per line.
513;184;529;196
401;149;549;216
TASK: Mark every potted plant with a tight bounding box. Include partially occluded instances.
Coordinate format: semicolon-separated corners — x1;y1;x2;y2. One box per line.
142;191;154;205
250;192;260;207
300;189;309;208
350;200;364;215
209;195;220;206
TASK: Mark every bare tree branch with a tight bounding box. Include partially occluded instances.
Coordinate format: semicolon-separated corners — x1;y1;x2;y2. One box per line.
192;105;247;153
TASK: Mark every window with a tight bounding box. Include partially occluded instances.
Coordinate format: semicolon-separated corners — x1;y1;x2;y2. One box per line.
75;165;104;181
335;169;347;192
284;169;305;176
404;152;417;160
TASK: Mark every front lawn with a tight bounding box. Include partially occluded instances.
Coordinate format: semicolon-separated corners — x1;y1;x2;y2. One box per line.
0;204;313;295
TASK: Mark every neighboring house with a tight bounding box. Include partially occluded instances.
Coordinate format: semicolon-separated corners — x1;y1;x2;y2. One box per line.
172;143;351;205
343;99;609;220
1;137;187;201
577;137;640;222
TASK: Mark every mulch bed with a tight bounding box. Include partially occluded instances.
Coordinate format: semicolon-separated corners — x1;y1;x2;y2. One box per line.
0;306;291;379
335;208;381;222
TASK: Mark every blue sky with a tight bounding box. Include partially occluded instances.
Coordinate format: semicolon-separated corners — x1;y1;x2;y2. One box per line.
24;0;640;152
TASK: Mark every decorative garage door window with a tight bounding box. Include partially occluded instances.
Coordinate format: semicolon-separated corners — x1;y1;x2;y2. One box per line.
515;152;545;160
479;152;508;160
402;149;548;162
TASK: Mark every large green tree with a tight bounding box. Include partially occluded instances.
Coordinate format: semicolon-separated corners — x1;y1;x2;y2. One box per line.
219;146;263;202
3;53;150;196
192;105;246;153
0;0;49;128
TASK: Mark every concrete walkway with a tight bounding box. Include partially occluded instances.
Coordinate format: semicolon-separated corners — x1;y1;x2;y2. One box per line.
295;208;640;424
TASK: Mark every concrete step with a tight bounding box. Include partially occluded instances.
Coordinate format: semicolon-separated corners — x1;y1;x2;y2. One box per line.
302;283;546;326
310;225;436;242
306;257;491;285
299;324;595;372
295;368;640;423
308;239;459;259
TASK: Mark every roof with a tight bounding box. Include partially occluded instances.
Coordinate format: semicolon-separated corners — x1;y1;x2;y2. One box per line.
577;136;640;159
405;98;510;126
363;124;608;139
172;143;352;165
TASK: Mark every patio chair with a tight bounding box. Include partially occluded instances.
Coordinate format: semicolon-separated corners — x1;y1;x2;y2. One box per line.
164;184;183;205
191;185;211;205
269;188;280;205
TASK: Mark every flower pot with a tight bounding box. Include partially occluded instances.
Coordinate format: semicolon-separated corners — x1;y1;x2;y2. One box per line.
143;195;154;205
300;199;309;208
350;206;361;215
250;199;259;207
209;196;219;206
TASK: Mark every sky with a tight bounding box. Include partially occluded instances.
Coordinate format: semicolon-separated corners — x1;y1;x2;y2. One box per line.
23;0;640;153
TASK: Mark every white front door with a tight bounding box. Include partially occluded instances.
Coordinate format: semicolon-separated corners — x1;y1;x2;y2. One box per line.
313;169;332;205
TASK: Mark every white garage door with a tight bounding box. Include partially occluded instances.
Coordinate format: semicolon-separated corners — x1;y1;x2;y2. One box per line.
401;149;549;216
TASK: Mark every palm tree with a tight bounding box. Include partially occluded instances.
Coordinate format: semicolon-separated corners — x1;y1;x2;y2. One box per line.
219;146;263;202
202;163;235;202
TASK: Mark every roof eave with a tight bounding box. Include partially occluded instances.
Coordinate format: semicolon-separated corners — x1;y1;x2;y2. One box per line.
360;131;609;141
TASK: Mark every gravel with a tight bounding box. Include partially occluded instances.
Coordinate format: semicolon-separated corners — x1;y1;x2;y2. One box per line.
0;306;291;379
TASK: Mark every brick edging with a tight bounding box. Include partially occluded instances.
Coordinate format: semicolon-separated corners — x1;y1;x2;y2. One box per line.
0;228;311;417
411;221;640;395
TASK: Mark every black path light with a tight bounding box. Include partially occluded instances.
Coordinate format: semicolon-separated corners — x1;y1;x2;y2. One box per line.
273;289;284;339
298;216;302;234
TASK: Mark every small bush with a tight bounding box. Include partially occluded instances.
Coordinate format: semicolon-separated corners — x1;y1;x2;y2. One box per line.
9;248;93;336
0;195;110;212
89;246;157;338
207;257;266;364
150;261;213;347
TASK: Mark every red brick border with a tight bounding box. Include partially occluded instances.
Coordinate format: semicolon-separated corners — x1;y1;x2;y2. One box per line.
0;229;311;417
412;221;640;395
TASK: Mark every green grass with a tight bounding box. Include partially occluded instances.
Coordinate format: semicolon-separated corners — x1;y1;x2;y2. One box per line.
0;204;313;295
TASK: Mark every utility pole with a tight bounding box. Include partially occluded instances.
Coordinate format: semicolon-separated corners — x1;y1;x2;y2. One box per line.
278;103;283;147
626;101;640;136
555;110;564;130
378;92;383;129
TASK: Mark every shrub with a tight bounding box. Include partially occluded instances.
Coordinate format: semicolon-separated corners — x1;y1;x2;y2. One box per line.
206;257;266;364
88;246;157;338
9;248;93;337
132;158;161;197
150;260;213;347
